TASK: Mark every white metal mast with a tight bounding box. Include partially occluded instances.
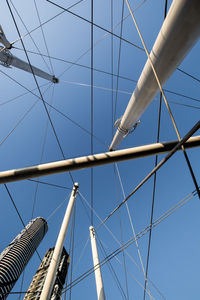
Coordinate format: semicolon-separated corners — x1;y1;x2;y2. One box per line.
0;25;58;83
40;182;79;300
109;0;200;150
90;226;106;300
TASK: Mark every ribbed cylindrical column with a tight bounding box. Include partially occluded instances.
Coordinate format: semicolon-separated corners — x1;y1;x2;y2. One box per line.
0;217;48;299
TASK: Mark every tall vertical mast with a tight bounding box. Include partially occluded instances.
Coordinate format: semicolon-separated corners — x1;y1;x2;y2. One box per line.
40;183;79;300
90;226;106;300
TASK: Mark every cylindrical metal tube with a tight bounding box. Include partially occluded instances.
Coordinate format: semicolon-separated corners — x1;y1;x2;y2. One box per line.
0;136;199;184
110;0;200;150
90;226;106;300
40;183;79;300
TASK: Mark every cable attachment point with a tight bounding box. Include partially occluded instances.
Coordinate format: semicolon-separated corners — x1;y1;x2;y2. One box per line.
129;120;141;133
0;46;13;68
52;75;59;83
114;117;140;137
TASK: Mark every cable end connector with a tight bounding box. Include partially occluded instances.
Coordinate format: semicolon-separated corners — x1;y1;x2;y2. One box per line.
52;76;59;83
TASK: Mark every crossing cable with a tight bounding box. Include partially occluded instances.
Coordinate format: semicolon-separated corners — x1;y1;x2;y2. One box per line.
6;1;200;89
4;184;42;262
97;235;158;300
1;65;199;146
13;46;200;101
4;189;164;299
9;0;86;48
0;81;51;107
98;120;200;227
91;0;94;226
143;2;168;298
0;98;39;147
114;0;125;123
0;69;108;149
46;2;147;80
68;202;76;300
3;54;200;110
33;0;54;74
61;188;195;293
111;0;114;137
115;164;152;300
14;46;138;85
113;165;130;300
169;101;200;110
60;79;133;96
79;191;142;269
78;191;165;298
31;85;55;219
125;0;200;199
96;231;128;300
6;0;74;184
45;0;200;90
177;67;200;84
13;46;200;107
46;0;144;51
28;179;72;190
164;88;200;104
1;67;199;160
46;196;70;222
143;92;162;300
10;0;52;74
58;80;200;111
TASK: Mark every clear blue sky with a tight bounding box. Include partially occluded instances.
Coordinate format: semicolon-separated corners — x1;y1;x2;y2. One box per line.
0;0;200;299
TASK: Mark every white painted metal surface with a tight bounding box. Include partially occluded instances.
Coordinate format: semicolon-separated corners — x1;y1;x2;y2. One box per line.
110;0;200;150
90;226;106;300
0;135;199;183
40;183;79;300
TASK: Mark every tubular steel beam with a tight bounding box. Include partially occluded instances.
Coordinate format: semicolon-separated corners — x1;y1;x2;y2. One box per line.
40;183;79;300
90;226;106;300
0;136;199;184
110;0;200;150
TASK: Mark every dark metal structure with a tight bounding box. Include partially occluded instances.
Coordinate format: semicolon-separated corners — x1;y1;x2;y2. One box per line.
23;247;69;300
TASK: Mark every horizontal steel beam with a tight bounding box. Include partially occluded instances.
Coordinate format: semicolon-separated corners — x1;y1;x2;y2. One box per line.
0;136;200;184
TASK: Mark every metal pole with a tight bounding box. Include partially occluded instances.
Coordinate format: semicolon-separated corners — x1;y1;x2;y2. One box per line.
90;226;106;300
40;183;79;300
0;135;199;183
110;0;200;150
0;50;58;83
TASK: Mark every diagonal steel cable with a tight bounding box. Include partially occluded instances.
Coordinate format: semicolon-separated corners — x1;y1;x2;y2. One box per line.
98;120;200;227
125;0;200;199
33;0;54;74
144;2;168;298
